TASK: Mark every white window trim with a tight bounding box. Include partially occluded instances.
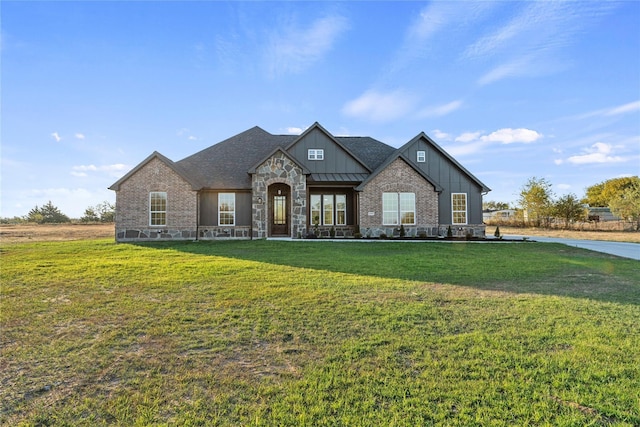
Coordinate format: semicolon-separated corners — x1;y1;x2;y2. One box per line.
417;150;426;163
311;193;347;226
382;192;416;226
452;193;468;225
308;149;324;160
382;193;399;225
149;191;167;226
218;193;236;226
399;192;416;225
322;194;334;226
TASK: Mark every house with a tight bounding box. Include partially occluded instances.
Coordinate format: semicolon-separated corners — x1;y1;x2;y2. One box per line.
109;122;490;241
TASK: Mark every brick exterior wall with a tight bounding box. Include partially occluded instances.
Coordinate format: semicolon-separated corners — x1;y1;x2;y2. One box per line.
359;158;440;237
252;152;307;238
114;157;198;241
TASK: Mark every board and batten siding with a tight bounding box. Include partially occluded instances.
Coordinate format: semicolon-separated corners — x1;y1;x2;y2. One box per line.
287;127;369;175
399;137;485;225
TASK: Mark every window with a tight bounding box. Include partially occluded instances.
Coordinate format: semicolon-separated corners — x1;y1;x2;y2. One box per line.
310;194;321;225
310;194;346;225
400;193;415;224
323;195;334;225
383;192;416;225
417;150;426;163
149;192;167;226
218;193;235;225
308;149;324;160
336;195;346;226
452;193;467;224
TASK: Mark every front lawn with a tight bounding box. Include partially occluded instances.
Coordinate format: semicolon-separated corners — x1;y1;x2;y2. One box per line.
1;239;638;426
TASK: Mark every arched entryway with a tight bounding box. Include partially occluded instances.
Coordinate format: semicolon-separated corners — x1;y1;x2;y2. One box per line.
268;183;291;237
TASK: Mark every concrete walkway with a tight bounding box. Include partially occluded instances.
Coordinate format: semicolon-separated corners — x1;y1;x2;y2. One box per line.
505;235;640;260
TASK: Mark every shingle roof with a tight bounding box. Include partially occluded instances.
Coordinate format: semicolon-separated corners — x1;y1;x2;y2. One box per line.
176;126;296;189
336;137;396;171
174;127;395;190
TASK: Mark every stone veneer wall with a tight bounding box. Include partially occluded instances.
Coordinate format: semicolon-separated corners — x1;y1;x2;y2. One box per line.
115;157;198;241
358;158;440;238
252;152;307;238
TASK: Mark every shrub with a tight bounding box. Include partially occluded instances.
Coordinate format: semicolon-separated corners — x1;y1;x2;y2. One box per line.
447;225;453;238
399;224;406;238
494;226;501;238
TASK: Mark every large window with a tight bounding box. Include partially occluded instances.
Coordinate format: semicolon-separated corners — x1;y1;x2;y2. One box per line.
310;194;346;226
383;192;415;225
308;149;324;160
218;193;236;225
452;193;467;224
149;192;167;226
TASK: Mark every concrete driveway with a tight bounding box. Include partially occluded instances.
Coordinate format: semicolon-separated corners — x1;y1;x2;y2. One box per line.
505;235;640;260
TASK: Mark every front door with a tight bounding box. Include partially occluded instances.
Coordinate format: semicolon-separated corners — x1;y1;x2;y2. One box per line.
269;184;290;236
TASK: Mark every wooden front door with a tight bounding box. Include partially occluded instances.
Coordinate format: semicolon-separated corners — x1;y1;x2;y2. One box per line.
269;184;290;236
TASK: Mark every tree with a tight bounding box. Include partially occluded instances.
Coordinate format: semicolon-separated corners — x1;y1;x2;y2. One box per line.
609;181;640;230
517;177;554;227
552;193;587;228
483;200;510;210
80;207;100;223
80;201;115;223
27;201;70;223
96;201;115;222
583;176;639;207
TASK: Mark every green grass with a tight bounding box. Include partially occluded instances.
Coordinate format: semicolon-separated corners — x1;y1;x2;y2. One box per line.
1;239;639;426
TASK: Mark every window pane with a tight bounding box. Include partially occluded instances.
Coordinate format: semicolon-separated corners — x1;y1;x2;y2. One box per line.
452;193;467;224
400;193;415;225
336;195;346;225
219;193;235;226
273;196;286;225
310;195;321;225
323;195;333;225
382;193;398;225
150;192;167;226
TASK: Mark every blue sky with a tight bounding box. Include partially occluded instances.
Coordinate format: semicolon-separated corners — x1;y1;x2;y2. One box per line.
2;1;639;218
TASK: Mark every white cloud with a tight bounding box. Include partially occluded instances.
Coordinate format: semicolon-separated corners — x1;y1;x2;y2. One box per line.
605;100;640;116
342;89;418;122
75;133;85;140
417;100;463;118
431;129;451;140
392;2;495;72
480;128;542;144
467;2;615;85
284;127;304;135
566;142;626;165
51;132;62;142
455;132;482;143
266;14;349;76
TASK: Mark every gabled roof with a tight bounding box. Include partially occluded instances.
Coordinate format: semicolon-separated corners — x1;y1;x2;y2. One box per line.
335;136;396;171
404;132;491;193
109;151;202;191
176;126;296;189
285;122;375;172
355;153;443;192
247;146;310;174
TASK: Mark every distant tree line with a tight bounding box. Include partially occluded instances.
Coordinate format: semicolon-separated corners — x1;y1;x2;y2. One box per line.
0;201;115;224
483;176;640;230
